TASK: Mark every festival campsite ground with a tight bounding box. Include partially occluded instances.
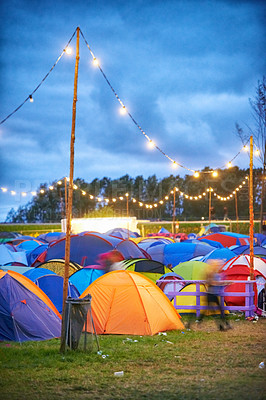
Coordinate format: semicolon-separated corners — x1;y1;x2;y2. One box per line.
0;317;265;400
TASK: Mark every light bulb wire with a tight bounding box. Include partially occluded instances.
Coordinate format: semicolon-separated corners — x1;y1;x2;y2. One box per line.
0;28;77;125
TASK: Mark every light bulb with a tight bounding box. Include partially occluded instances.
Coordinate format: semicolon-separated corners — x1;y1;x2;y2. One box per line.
120;105;127;115
148;140;155;149
172;162;178;169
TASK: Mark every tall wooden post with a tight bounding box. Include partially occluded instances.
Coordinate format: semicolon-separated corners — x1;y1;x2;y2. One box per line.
64;177;68;217
235;191;239;233
260;142;266;233
249;136;254;280
208;188;212;224
60;27;80;353
126;193;129;217
172;188;176;234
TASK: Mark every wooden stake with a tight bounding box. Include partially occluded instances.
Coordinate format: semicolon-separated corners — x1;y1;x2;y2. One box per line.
249;136;254;280
60;27;80;353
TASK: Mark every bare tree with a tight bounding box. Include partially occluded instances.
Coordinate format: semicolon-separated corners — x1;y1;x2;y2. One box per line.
236;77;266;232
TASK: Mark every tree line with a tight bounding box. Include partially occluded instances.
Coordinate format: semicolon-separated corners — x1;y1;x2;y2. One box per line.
5;166;265;223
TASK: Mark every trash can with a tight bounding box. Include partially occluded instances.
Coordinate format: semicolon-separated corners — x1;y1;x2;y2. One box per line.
64;294;96;351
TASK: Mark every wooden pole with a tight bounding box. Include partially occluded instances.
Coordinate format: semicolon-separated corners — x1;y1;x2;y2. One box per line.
64;177;68;217
249;135;254;280
126;193;129;217
172;188;176;234
208;188;212;224
260;142;266;233
235;191;239;234
60;27;80;353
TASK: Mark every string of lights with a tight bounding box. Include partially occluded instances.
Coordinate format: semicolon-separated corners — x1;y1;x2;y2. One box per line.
0;175;249;208
0;29;77;125
80;29;255;174
0;28;260;175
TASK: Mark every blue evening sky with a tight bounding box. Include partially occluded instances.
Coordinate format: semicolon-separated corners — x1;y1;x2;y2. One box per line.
0;0;265;220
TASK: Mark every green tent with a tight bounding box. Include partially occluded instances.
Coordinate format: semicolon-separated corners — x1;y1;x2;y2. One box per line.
173;260;210;280
122;258;172;284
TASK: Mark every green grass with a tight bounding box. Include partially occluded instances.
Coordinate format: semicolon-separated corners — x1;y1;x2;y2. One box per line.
138;221;260;235
0;223;61;236
1;317;265;400
0;221;260;236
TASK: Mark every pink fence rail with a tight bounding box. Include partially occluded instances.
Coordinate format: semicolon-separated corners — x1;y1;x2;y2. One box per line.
161;280;256;318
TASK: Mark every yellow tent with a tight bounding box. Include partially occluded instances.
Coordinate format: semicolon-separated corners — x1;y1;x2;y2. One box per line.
173;283;228;315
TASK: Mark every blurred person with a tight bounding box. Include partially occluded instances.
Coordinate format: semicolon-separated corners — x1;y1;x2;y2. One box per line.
199;261;231;331
97;250;124;273
186;261;231;331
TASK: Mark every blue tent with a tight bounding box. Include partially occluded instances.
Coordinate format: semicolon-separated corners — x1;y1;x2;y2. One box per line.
37;232;66;243
24;267;57;281
0;263;32;275
27;244;49;267
158;227;170;234
147;242;215;267
16;240;44;252
232;245;266;258
35;275;80;313
70;267;105;295
201;248;236;263
254;234;266;246
0;272;61;342
0;244;28;266
40;233;144;267
183;239;224;249
105;228;140;239
197;238;224;249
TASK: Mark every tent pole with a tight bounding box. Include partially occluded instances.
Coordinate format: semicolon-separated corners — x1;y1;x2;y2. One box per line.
60;27;80;353
249;135;254;280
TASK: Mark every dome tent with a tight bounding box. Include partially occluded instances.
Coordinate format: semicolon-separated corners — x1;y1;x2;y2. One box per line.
0;270;61;342
81;270;184;335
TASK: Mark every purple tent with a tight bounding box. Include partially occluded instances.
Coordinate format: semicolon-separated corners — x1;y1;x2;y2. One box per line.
0;273;61;342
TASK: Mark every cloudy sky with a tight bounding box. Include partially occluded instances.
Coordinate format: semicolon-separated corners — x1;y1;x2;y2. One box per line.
0;0;265;220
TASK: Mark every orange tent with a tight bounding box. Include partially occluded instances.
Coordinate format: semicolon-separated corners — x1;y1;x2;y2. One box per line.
80;270;184;335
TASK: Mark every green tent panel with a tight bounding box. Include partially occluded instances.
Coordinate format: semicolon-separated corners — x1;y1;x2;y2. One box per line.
123;258;172;284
